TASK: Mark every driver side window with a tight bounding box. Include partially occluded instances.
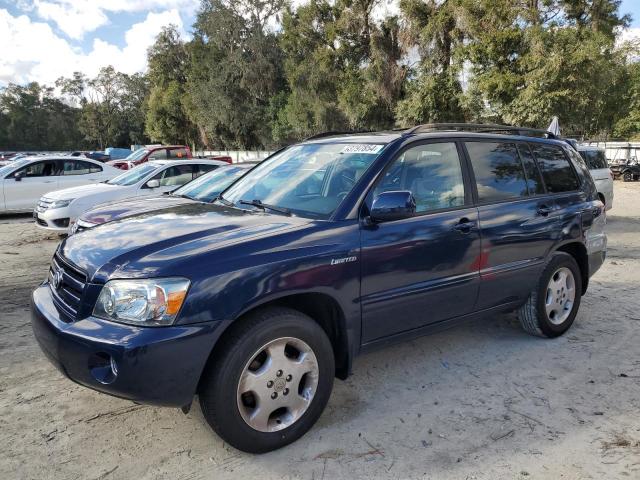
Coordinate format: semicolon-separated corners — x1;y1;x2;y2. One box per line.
17;161;60;178
373;143;466;213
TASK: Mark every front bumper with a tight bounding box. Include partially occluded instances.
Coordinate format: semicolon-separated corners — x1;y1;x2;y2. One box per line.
31;284;219;407
33;207;72;233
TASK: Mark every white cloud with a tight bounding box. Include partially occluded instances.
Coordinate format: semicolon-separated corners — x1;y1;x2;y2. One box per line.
34;1;109;40
0;8;185;85
29;0;198;39
618;26;640;45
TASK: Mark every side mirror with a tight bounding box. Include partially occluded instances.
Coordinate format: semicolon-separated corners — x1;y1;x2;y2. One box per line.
369;191;416;223
13;171;24;181
146;179;160;189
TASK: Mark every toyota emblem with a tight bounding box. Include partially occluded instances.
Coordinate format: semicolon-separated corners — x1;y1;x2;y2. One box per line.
52;269;64;290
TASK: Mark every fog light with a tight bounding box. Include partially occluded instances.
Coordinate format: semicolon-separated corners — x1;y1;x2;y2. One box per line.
89;352;118;385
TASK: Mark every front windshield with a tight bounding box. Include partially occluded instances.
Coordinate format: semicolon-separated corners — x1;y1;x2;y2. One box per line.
107;163;157;186
125;149;149;162
222;143;385;218
173;166;248;202
0;158;30;178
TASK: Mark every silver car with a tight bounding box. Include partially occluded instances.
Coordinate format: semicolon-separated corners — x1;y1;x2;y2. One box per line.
577;146;614;210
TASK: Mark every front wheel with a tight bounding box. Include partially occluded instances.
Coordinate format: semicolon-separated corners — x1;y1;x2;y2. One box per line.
623;171;633;182
517;252;582;338
198;307;335;453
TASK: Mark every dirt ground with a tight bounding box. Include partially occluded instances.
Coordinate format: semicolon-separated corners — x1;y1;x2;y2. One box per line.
1;183;640;480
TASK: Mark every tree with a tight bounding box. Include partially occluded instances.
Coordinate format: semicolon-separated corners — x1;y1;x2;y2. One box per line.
460;0;632;137
614;61;640;139
276;0;406;142
186;0;286;149
395;0;468;126
0;82;83;150
145;25;196;145
57;67;150;149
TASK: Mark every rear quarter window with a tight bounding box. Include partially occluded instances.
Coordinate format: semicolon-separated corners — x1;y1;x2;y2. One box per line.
466;141;529;202
531;144;580;193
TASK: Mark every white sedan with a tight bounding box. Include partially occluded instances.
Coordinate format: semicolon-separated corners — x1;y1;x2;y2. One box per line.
0;156;120;213
34;159;227;233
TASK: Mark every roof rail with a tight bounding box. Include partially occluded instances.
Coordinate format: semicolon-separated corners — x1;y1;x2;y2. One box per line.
404;123;558;139
303;130;373;141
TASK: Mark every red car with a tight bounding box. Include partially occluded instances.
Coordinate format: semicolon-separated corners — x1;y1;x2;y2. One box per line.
107;145;192;170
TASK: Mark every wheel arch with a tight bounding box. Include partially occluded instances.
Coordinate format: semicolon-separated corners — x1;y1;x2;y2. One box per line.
196;291;353;398
554;242;589;295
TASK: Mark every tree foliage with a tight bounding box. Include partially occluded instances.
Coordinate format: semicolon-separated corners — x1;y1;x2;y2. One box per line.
2;0;640;150
185;0;286;149
55;67;150;149
0;82;83;150
275;0;406;141
145;25;196;145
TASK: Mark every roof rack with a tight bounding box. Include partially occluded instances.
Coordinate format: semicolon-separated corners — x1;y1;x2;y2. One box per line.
404;123;558;139
303;130;373;141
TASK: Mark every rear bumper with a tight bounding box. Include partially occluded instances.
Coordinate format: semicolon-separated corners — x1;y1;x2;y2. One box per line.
31;284;219;407
586;211;607;278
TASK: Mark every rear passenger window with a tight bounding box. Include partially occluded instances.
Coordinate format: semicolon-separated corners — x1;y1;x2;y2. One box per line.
531;145;580;192
517;144;545;195
194;164;218;178
150;165;194;187
168;148;188;159
466;142;528;202
63;160;102;175
374;142;465;213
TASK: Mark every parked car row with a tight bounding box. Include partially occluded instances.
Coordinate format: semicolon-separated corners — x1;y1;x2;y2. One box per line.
34;159;229;233
30;124;607;453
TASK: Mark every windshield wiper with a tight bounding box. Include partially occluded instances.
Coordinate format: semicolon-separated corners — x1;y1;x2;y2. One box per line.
239;199;291;216
215;194;235;207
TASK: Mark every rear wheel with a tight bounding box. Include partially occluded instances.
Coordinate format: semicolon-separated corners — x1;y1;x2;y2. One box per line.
199;307;335;453
517;252;582;338
623;171;633;182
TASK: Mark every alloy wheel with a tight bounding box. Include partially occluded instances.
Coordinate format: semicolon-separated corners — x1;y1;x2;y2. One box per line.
236;337;319;432
545;267;576;325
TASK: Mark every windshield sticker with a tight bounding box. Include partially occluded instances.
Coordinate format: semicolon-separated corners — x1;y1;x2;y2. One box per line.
340;144;384;154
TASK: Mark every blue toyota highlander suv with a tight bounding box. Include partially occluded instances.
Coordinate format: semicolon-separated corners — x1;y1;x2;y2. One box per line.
31;124;607;453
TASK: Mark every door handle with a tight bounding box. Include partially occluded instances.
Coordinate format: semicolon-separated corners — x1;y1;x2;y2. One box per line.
537;205;553;217
453;217;475;234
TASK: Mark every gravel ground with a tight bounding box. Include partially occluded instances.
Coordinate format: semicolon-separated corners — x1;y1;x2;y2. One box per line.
1;183;639;480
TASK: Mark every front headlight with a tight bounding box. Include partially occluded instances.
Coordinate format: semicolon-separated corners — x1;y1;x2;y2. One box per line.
93;278;190;326
50;199;74;209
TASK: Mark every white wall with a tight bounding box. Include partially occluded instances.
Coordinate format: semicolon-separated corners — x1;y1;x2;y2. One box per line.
194;150;274;163
582;141;640;163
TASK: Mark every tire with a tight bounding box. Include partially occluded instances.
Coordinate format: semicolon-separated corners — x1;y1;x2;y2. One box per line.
198;307;335;453
517;252;582;338
623;171;633;182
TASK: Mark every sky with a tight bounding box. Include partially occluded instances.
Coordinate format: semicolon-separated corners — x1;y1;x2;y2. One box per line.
0;0;639;87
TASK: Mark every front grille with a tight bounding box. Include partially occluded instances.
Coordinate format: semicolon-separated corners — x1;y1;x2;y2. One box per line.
49;254;87;320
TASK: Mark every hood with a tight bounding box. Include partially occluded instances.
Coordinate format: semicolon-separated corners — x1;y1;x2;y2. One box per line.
44;183;121;201
80;195;193;225
60;203;311;280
